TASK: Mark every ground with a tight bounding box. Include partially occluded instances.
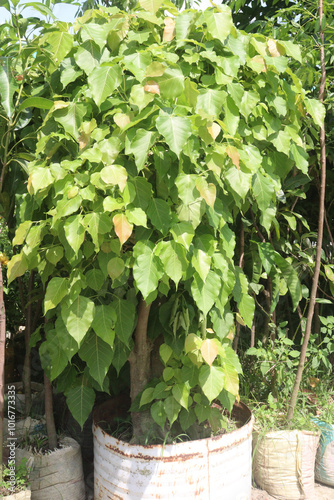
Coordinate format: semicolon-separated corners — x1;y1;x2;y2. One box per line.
251;483;334;500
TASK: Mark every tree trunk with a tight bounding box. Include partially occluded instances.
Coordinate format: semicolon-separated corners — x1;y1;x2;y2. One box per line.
287;0;326;424
128;298;152;443
44;372;57;450
0;263;6;476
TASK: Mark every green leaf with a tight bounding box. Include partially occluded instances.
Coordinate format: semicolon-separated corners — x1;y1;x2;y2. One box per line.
46;31;73;65
64;215;85;255
305;98;325;128
196;88;225;119
61;296;95;346
225;167;252;201
199;365;225;403
172;383;190;409
39;335;68;381
114;298;136;347
175;11;194;42
18;97;53;113
151;400;166;429
88;65;122;107
233;268;254;328
157;240;187;286
127;129;157;171
7;253;28;284
192;248;211;282
46;246;63;266
107;257;125;280
157;67;185;98
133;241;163;299
140;387;155;406
239;90;259;118
92;304;116;347
223;96;239;135
129;84;154;112
191;271;221;315
84;212;112;250
256;241;276;275
79;331;113;389
44;277;68;313
164;396;181;426
289;143;309;174
279;41;302;63
156;114;192;157
147;198;171;234
0;57;17;118
124;52;152;82
74;39;101;76
170;222;195;250
222;359;239;396
101;164;128;191
125;207;147;227
132;177;152;210
53;102;87;140
29;167;54;193
204;7;233;42
139;0;164;14
274;254;301;311
271;130;291;154
66;383;95;429
85;269;105;291
252;172;275;213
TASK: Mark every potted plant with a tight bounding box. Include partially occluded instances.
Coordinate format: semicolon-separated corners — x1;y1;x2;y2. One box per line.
6;1;319;498
0;458;31;500
245;332;322;500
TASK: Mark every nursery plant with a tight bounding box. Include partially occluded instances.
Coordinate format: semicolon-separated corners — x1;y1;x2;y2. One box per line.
6;1;324;443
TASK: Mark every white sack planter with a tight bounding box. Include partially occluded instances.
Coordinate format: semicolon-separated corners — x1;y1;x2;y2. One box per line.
4;488;31;500
93;397;254;500
16;437;85;500
314;421;334;487
253;430;320;500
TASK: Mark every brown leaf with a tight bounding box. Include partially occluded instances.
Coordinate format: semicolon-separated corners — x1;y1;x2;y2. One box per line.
78;132;90;150
144;80;160;95
226;145;240;169
113;214;133;245
250;55;267;73
201;339;218;366
163;18;176;42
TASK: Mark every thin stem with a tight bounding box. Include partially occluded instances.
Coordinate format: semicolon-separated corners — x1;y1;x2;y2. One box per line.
287;0;327;424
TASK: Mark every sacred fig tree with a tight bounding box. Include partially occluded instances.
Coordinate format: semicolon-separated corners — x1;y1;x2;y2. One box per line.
7;2;319;443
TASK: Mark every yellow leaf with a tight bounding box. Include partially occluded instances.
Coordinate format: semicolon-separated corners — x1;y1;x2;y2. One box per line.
114;112;132;129
250;55;267;72
113;214;133;245
144;80;160;95
236;312;245;326
226;145;240;169
54;101;69;110
201;339;218;366
196;177;216;208
67;186;79;199
267;39;281;57
163;18;175;42
207;122;221;140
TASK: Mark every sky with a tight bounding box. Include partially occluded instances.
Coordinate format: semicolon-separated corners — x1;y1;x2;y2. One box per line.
0;1;213;24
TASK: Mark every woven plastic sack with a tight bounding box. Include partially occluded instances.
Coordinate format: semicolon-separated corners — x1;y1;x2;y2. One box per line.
16;437;85;500
314;421;334;487
253;430;320;500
